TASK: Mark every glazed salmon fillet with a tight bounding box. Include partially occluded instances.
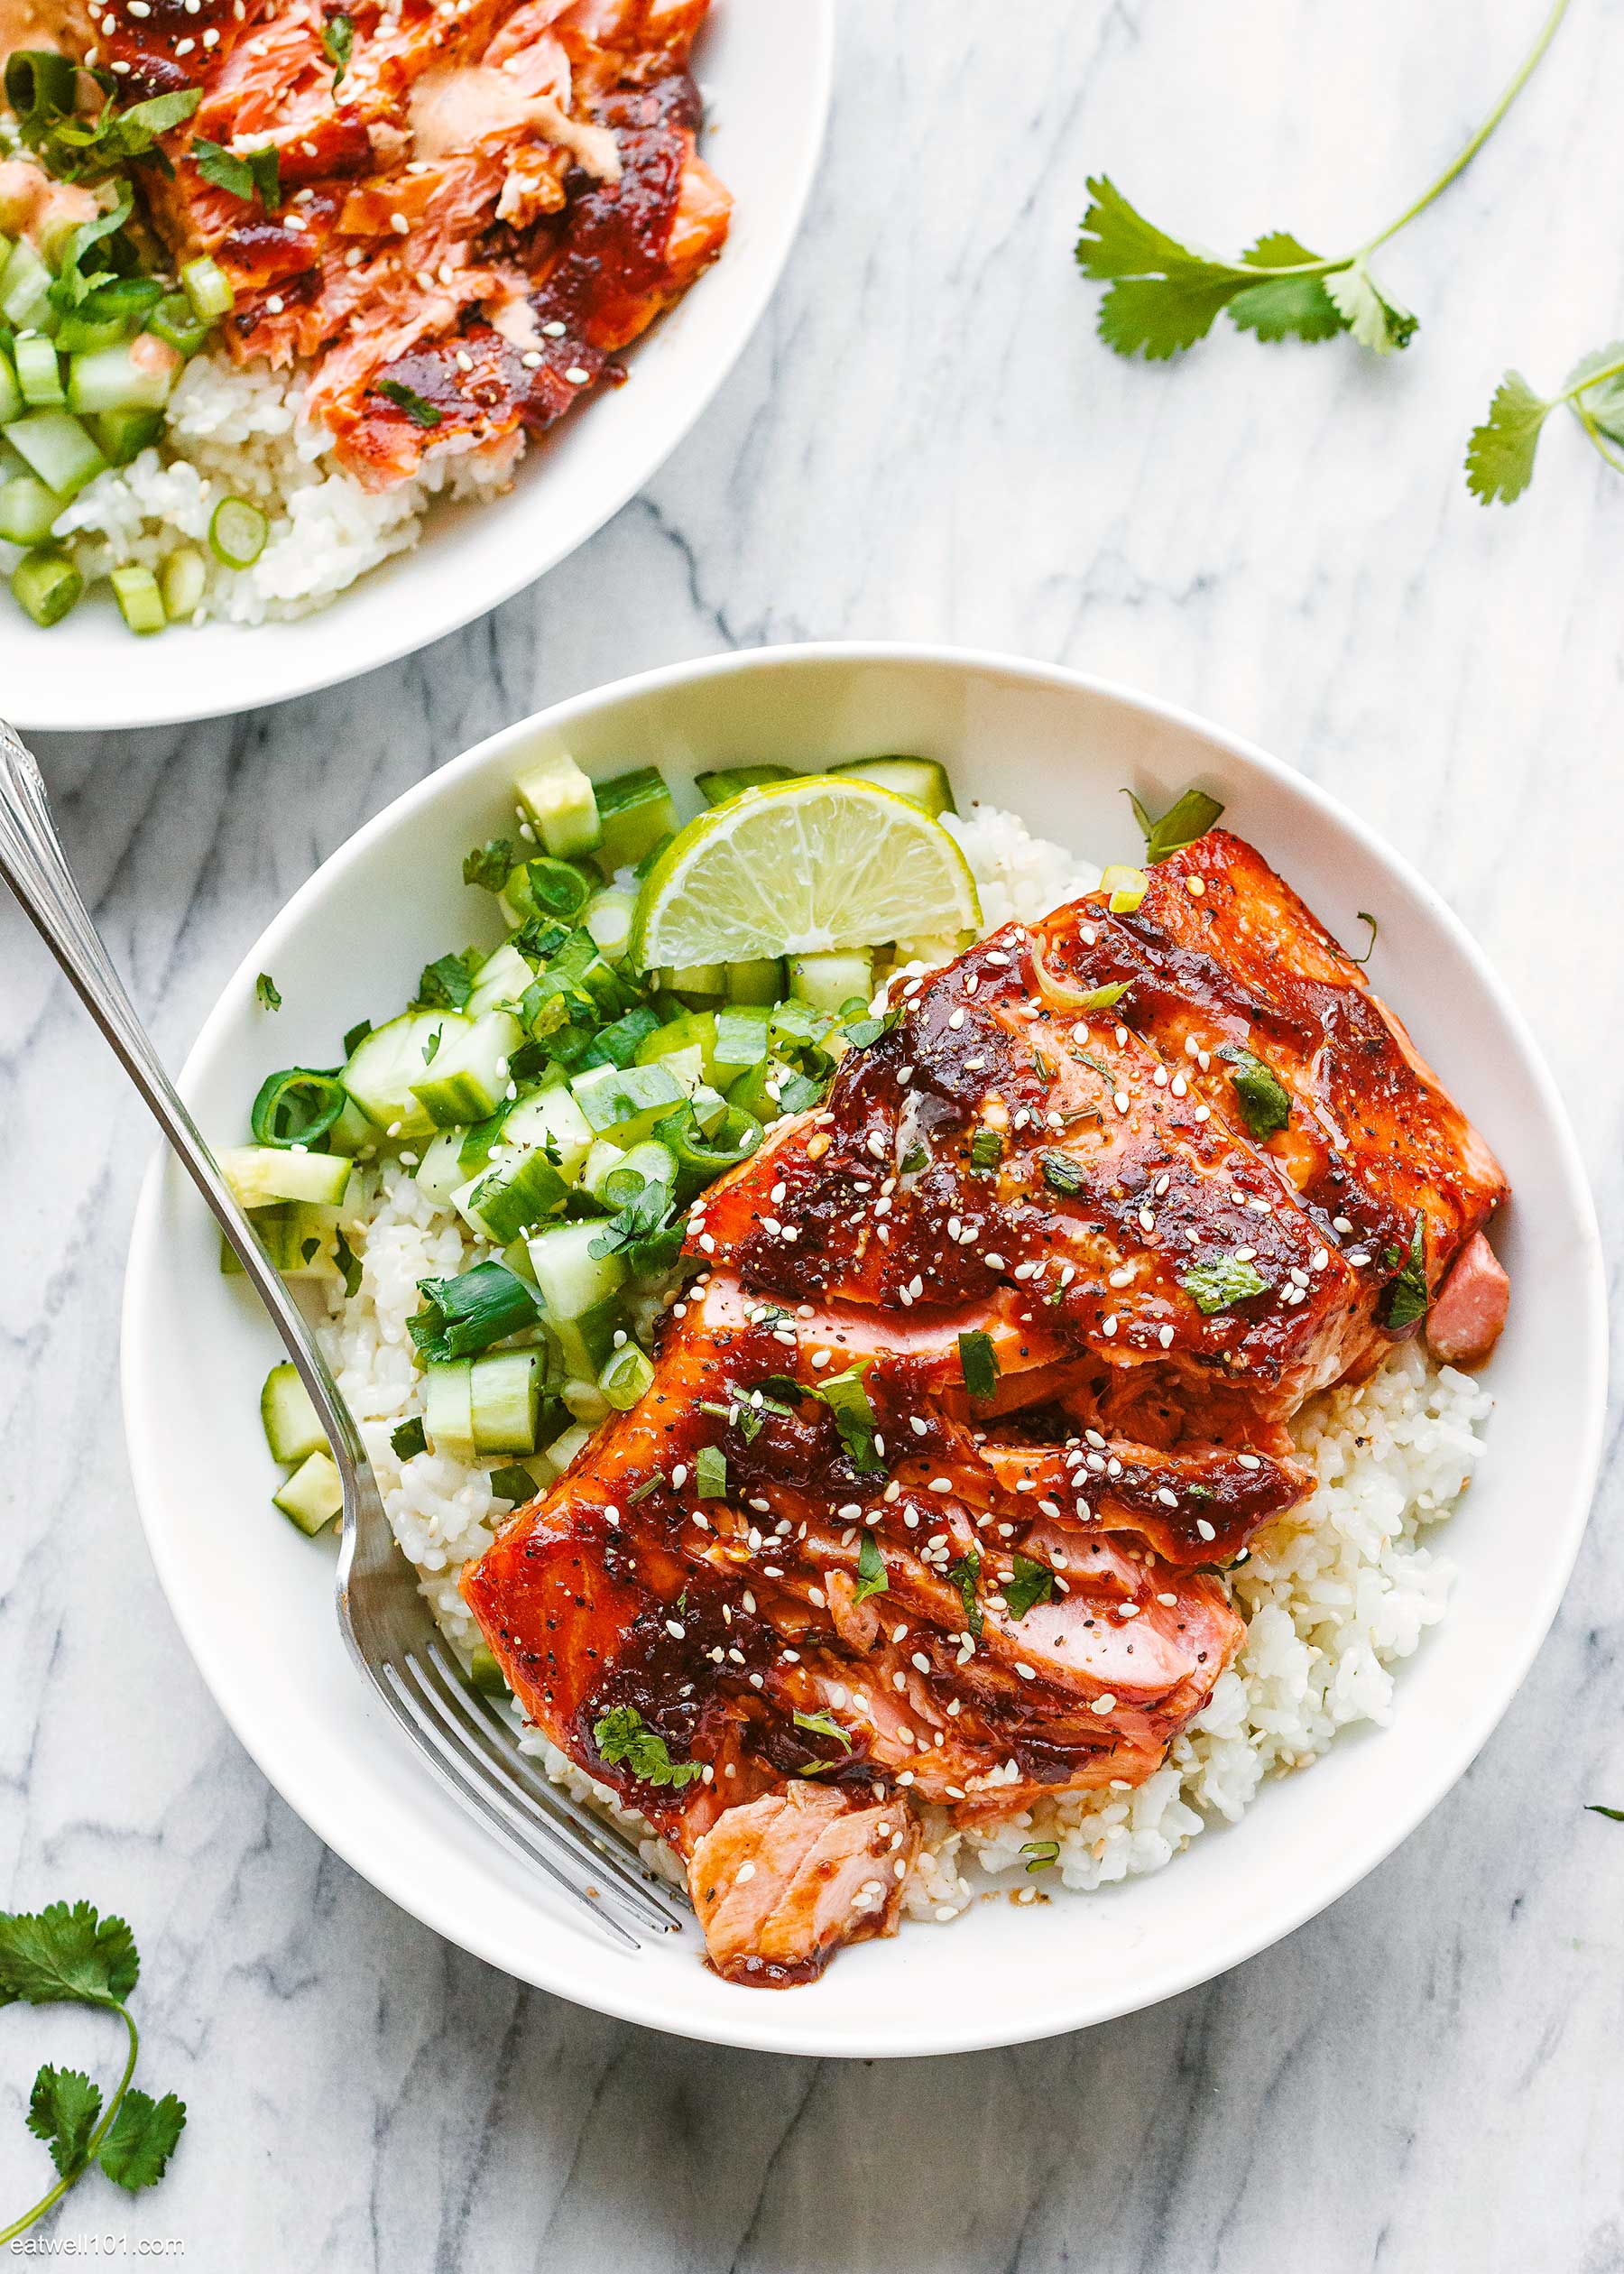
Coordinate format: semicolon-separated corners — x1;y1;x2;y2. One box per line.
462;826;1509;1986
74;0;730;486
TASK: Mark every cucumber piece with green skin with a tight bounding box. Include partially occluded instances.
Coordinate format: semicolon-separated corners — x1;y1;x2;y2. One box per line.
562;1376;611;1427
414;1127;471;1205
341;1011;445;1138
0;346;22;426
409;1009;521;1126
220;1146;352;1208
0;237;55;329
552;1294;623;1380
569;1058;691;1143
470;1348;540;1453
261;1362;325;1464
466;1644;509;1697
455;1145;570;1243
272;1448;344;1536
789;949;873;1016
687;1083;730;1136
514;749;603;858
578;1136;628;1205
11;549;80;626
256;1203;342;1280
695;763;794;806
14;333;62;407
527;1217;627;1319
542;1420;594;1475
725;1058;798;1124
500;1086;593;1180
655;963;727;1003
465;941;532;1018
5;408;106;500
0;475;60;546
713;1005;770;1076
725;957;785;1006
424;1359;476;1461
583;888;635;960
829;755;956;817
68;337;180;418
593;764;678;872
634;1008;718;1083
322;1094;376;1158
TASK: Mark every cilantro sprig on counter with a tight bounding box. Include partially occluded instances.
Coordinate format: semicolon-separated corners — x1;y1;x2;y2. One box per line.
1466;344;1624;504
1074;0;1570;363
0;1902;185;2246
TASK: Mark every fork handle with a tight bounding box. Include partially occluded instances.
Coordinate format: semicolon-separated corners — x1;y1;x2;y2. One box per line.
0;716;364;1473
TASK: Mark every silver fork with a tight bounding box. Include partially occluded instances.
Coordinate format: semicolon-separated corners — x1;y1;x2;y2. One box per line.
0;718;686;1954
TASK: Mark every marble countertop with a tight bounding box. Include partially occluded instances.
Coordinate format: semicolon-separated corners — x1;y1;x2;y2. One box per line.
4;1;1622;2265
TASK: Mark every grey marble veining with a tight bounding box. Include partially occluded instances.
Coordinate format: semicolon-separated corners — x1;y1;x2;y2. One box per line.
4;1;1624;2266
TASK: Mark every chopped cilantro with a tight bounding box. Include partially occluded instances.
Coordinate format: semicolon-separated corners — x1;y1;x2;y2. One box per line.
1219;1043;1291;1140
342;1017;373;1058
1038;1151;1085;1196
462;837;514;892
321;10;354;87
1181;1256;1270;1314
592;1706;702;1789
415;949;476;1010
1004;1552;1057;1620
192;136;281;211
969;1127;1004;1173
813;1362;885;1473
374;377;443;429
1379;1215;1430;1330
854;1529;889;1603
957;1329;999;1402
1124;786;1225;863
946;1548;983;1639
695;1445;727;1499
390;1417;427;1459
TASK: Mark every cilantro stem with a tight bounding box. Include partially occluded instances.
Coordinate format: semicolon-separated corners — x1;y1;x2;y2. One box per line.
1360;0;1572;254
0;2001;139;2246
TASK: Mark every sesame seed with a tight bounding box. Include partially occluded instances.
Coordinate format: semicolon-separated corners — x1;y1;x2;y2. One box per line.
1113;1090;1130;1115
565;365;592;385
947;1008;965;1030
734;1862;756;1884
1157;1487;1178;1506
1186;876;1205;897
1158;1325;1175;1348
1158;1591;1178;1606
542;319;567;337
1015;1663;1037;1681
1090;1693;1118;1715
1195;1518;1216;1540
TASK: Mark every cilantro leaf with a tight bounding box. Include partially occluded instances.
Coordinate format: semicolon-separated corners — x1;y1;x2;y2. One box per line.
390;1416;427;1459
854;1529;888;1603
969;1127;1003;1173
1322;259;1417;355
1181;1256;1270;1314
0;1901;139;2006
193;136;281;212
27;2065;102;2179
1075;175;1222;282
1227;232;1348;344
1219;1043;1291;1140
374;377;444;429
812;1362;885;1473
1038;1150;1085;1196
415;949;476;1011
1096;270;1248;362
12;69;201;183
1568;340;1624;444
792;1708;853;1752
1586;1803;1624;1822
1003;1553;1057;1621
957;1329;999;1402
97;2088;187;2193
946;1548;983;1639
462;837;514;891
322;10;354;88
592;1706;702;1789
255;972;282;1012
694;1445;727;1498
1124;785;1225;864
1464;372;1552;504
1379;1215;1429;1330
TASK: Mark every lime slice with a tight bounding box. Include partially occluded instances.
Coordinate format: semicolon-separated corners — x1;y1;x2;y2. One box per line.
630;777;982;967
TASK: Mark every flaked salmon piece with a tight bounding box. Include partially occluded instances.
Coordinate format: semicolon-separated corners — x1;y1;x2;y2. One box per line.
73;0;730;488
1426;1229;1509;1368
688;1788;918;1989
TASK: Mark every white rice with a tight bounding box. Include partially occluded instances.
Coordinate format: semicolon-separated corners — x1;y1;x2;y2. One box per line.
315;803;1490;1918
46;352;517;624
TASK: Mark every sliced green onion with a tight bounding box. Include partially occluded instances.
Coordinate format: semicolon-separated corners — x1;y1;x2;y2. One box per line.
161;545;207;621
409;1261;539;1363
146;289;211;359
652;1100;761;1195
14;334;63;407
4;49;78;124
11;549;81;627
250;1067;348;1148
92;404;165;467
58;278;164;355
1100;863;1149;915
180;254;235;322
503;855;591;925
5;409;107;499
110;563;165;635
209;495;267;568
598;1341;654;1411
0;474;60;547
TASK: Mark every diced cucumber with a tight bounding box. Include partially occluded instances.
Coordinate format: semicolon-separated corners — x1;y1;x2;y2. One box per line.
634;1008;718;1082
340;1010;447;1138
695;763;794;805
466;1644;509;1696
500;1085;594;1180
323;1095;376;1159
93;404;165;468
725;957;786;1005
272;1448;344;1536
789;949;872;1015
219;1146;352;1208
599;1340;654;1410
527;1217;627;1325
552;1294;623;1380
465;941;531;1018
260;1362;325;1464
410;1009;521;1127
0;474;60;546
11;549;80;627
0;238;54;329
470;1349;540;1453
604;1138;679;1197
688;1083;730;1135
14;333;62;407
180;254;235;322
583;888;635;960
543;1420;594;1475
579;1137;627;1205
562;1375;611;1427
594;764;678;871
111;563;165;635
455;1146;569;1242
657;963;727;1003
244;1203;342;1279
414;1127;470;1205
5;408;106;500
0;347;21;426
159;543;207;619
68;337;179;418
514;748;602;858
830;755;956;817
714;1005;770;1076
578;1003;661;1071
424;1359;476;1461
569;1058;691;1143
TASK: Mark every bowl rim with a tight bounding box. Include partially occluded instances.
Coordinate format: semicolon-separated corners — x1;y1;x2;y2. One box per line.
121;641;1609;2056
11;2;835;735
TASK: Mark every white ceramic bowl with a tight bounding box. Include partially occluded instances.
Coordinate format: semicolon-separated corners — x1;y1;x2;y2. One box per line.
121;645;1605;2058
8;5;832;734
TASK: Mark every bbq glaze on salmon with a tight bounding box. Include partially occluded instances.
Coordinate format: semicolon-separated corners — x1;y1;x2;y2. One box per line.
462;826;1509;1987
74;0;730;486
